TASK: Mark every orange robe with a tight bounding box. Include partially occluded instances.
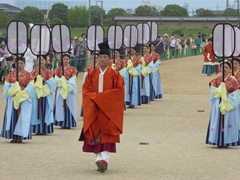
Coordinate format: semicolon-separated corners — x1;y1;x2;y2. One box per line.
203;43;215;63
82;67;125;145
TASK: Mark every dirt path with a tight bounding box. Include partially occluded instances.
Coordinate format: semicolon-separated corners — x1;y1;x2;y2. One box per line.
0;55;239;180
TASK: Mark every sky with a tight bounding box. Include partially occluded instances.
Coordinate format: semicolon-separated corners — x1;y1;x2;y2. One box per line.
1;0;237;13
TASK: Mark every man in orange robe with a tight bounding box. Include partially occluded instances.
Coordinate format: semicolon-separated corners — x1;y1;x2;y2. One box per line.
79;41;125;173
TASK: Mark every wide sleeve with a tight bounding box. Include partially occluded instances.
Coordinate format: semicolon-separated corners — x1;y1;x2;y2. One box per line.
225;77;239;93
90;72;125;135
82;72;99;134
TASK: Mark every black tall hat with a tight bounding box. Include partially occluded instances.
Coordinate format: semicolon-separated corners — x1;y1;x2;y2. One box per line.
98;41;110;57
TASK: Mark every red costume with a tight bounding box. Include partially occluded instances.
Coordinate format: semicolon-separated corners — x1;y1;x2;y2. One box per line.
234;68;240;85
209;75;239;92
31;67;53;81
151;52;161;63
5;71;33;90
80;67;124;148
140;53;152;65
204;43;216;63
54;65;78;79
110;58;124;71
124;55;141;67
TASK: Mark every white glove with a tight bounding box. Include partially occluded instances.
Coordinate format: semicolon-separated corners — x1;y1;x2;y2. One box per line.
207;53;210;60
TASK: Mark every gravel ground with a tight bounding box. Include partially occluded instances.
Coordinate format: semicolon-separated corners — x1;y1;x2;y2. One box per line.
0;55;239;180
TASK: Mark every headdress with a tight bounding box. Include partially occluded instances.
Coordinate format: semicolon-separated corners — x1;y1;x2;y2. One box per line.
98;41;110;57
62;52;70;58
17;54;25;63
220;59;232;68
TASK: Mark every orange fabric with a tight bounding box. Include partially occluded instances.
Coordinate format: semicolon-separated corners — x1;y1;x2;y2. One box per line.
203;43;215;63
82;67;125;145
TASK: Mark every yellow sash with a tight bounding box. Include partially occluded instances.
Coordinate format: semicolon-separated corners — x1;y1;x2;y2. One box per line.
57;76;72;100
213;82;234;115
7;81;33;109
127;60;139;76
34;75;52;99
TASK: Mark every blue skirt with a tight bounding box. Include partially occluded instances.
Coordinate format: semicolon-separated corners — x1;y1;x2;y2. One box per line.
152;71;163;99
152;90;163;99
141;74;151;104
206;114;240;147
150;73;155;101
31;97;54;134
202;65;214;74
126;75;142;106
54;105;77;128
1;104;31;140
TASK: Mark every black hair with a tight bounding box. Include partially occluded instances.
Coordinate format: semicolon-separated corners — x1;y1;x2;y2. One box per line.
62;53;70;58
232;57;240;63
149;42;156;47
18;55;25;63
39;55;47;60
208;37;213;42
220;60;231;68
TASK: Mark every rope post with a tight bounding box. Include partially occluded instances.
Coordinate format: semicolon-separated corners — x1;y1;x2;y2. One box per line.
169;49;173;59
181;48;184;57
73;58;77;70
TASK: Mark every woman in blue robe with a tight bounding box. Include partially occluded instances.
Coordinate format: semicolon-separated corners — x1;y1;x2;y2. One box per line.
53;53;78;129
1;57;36;143
31;56;54;135
206;61;240;148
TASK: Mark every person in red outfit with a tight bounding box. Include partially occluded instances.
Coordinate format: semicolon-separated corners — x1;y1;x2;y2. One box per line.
109;50;124;71
202;38;216;76
79;41;125;173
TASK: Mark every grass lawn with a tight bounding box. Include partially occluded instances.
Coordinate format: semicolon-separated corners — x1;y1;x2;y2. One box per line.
71;27;213;39
0;27;213;40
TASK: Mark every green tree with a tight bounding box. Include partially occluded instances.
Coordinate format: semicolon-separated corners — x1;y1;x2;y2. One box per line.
195;8;215;17
223;8;238;16
49;17;63;26
49;3;68;24
89;5;105;25
105;8;130;25
160;4;188;17
0;11;10;29
13;6;44;25
107;8;128;21
67;5;88;27
135;5;160;16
